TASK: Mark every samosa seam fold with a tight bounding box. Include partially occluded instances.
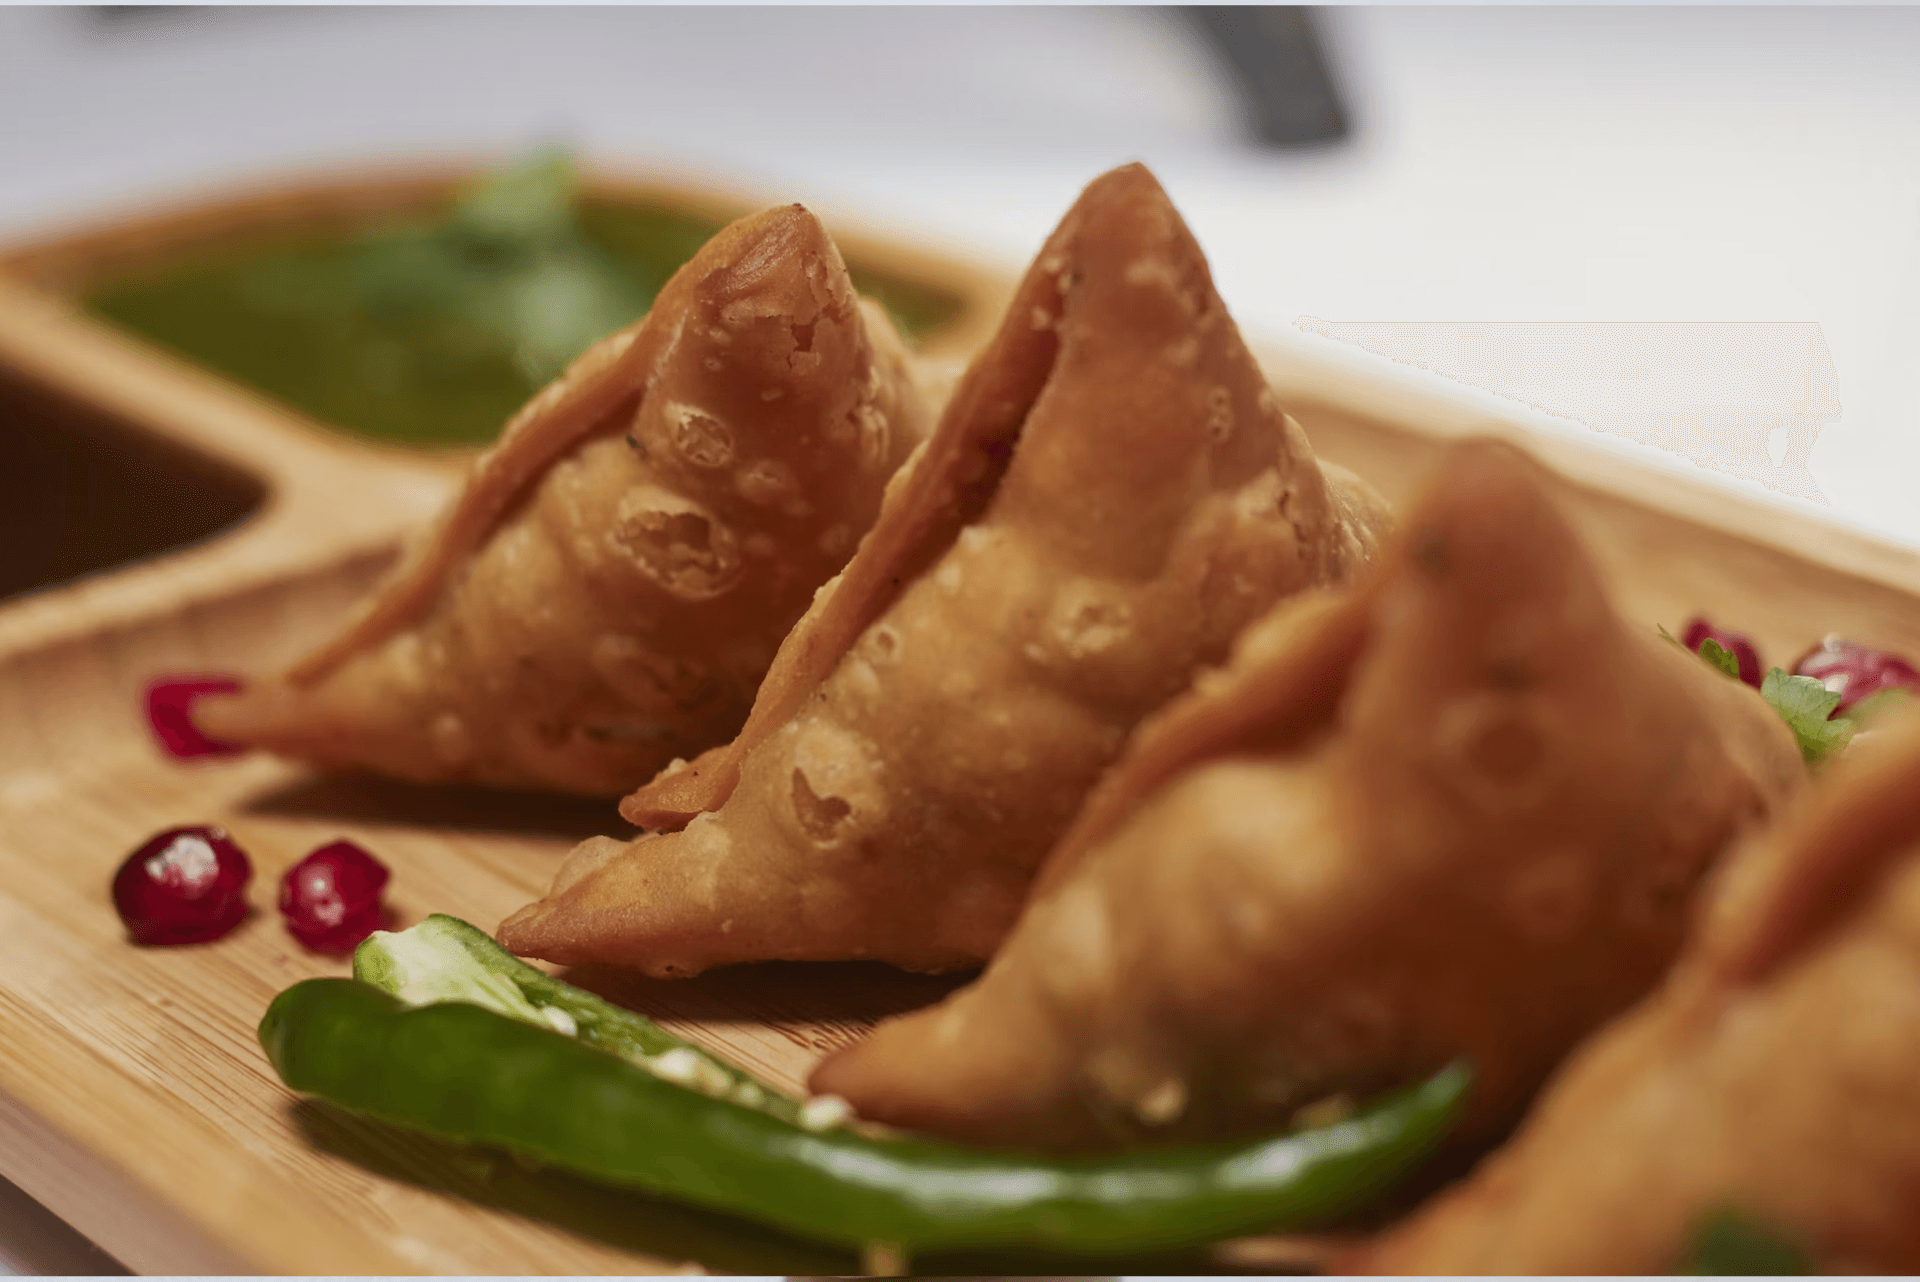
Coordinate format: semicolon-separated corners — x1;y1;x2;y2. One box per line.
811;440;1803;1153
1354;708;1920;1275
196;205;933;797
499;163;1391;976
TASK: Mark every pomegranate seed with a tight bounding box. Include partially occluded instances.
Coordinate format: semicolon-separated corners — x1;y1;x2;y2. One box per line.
1793;636;1920;716
112;826;252;946
1682;617;1764;689
279;840;391;955
145;676;244;759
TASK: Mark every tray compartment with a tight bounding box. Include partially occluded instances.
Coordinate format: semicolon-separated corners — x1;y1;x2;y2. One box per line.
1;178;1919;1271
1;367;264;605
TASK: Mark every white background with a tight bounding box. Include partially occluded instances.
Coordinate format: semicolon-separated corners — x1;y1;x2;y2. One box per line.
4;5;1919;546
1;2;1918;1270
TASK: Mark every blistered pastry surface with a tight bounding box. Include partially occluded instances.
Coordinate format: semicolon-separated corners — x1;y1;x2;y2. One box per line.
198;208;930;796
500;163;1387;973
810;441;1803;1152
1360;711;1920;1275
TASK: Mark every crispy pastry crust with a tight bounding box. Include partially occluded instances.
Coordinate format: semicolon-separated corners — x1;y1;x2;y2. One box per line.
196;205;930;796
1351;711;1920;1275
810;440;1803;1152
497;163;1388;975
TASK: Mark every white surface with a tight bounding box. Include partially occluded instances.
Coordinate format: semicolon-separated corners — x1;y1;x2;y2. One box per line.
5;5;1916;542
0;3;1917;1267
1299;318;1842;502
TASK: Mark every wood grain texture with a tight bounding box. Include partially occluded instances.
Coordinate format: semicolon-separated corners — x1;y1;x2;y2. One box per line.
2;187;1919;1272
0;548;941;1274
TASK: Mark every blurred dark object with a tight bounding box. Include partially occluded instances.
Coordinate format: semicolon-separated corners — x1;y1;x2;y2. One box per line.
0;367;263;602
1187;6;1347;146
87;6;202;26
82;7;316;39
0;1176;130;1276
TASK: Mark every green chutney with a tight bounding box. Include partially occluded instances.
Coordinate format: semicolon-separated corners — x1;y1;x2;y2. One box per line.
87;172;960;450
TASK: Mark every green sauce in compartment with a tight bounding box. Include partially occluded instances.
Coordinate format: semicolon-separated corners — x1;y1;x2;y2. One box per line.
86;153;961;450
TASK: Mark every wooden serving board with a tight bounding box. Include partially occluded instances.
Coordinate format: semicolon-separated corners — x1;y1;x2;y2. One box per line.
3;181;1920;1273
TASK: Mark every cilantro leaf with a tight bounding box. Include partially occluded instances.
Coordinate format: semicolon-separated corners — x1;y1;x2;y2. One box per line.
1660;624;1743;682
1761;667;1854;764
343;147;651;389
1696;637;1741;680
1683;1207;1808;1275
448;145;579;246
1848;687;1916;727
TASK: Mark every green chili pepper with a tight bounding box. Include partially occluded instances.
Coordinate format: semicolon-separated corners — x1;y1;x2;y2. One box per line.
261;971;1469;1259
353;914;800;1123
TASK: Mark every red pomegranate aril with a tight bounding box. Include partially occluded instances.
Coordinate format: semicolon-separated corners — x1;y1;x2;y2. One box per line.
145;676;245;759
112;825;253;946
1682;617;1764;689
280;840;391;955
1793;636;1920;716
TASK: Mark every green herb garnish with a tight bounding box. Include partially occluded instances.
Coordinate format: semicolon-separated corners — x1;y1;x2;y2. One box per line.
1697;637;1741;680
1847;686;1916;727
1664;623;1857;765
344;146;652;387
1760;667;1854;764
1683;1207;1809;1274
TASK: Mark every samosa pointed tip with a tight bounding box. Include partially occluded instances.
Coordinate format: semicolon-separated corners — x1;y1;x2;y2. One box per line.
1393;438;1584;599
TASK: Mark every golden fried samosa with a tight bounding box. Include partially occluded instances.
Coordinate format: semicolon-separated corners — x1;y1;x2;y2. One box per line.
194;205;931;797
497;162;1390;975
1352;709;1920;1275
810;440;1804;1152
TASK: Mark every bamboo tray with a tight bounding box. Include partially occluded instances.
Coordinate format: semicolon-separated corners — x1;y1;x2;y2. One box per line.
2;170;1919;1275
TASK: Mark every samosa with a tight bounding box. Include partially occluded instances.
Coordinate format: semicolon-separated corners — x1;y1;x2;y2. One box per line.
1353;709;1920;1275
498;163;1391;975
193;205;931;797
810;441;1803;1151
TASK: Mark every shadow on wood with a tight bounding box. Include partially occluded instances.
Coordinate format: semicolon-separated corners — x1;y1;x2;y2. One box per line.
290;1097;856;1274
237;771;634;841
560;959;972;1055
289;1098;1256;1276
